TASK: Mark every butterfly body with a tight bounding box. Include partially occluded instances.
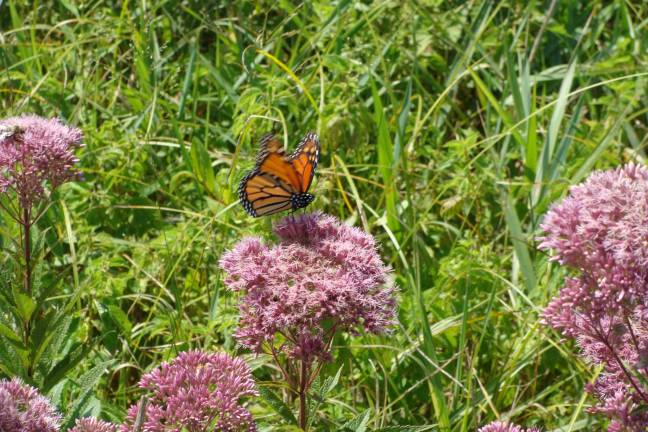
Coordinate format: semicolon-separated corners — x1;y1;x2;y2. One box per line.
291;192;315;210
239;132;319;217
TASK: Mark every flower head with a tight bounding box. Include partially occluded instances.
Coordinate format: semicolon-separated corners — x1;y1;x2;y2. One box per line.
219;212;398;362
0;377;61;432
576;307;648;431
120;350;257;432
539;163;648;270
539;164;648;431
70;417;118;432
539;163;648;329
478;421;541;432
0;114;83;208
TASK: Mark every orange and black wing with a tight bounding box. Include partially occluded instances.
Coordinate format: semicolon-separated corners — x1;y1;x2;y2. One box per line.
289;131;320;193
255;133;285;164
239;134;297;217
256;139;303;192
239;170;295;217
239;132;320;217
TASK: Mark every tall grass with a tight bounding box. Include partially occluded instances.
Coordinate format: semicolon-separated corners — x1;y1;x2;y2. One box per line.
0;0;646;430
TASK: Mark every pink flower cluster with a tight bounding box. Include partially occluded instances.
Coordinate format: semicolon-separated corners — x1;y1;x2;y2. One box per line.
478;421;541;432
539;164;648;430
0;115;83;209
220;212;397;363
70;417;118;432
121;350;258;432
0;378;61;432
539;163;648;329
0;352;255;432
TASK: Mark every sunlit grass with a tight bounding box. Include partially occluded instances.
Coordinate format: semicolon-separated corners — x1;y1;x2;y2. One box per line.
0;1;646;430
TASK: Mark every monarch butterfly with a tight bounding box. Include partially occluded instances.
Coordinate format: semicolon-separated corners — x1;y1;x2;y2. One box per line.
238;131;320;217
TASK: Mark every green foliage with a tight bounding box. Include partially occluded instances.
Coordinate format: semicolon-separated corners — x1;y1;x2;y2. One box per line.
0;0;646;430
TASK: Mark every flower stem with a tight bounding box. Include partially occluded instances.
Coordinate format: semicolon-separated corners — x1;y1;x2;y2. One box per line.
299;360;308;430
22;207;31;295
21;207;34;378
596;325;648;405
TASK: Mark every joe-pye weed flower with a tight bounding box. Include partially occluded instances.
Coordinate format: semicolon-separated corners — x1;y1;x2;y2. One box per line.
220;212;398;429
121;350;257;432
0;114;83;295
70;417;118;432
0;115;83;210
478;421;541;432
0;377;61;432
539;164;648;431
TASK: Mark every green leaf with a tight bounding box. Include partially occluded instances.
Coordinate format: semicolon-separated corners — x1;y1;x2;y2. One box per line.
506;51;526;119
504;193;536;293
0;335;24;376
307;366;343;429
319;366;342;397
374;427;436;432
0;322;21;343
533;61;576;205
342;410;371;432
13;292;36;322
394;79;412;169
572;110;628;184
64;360;115;428
177;40;197;121
547;62;577;163
42;341;93;393
469;68;525;148
371;78;398;233
258;386;298;425
190;138;217;196
548;96;585;183
31;312;72;375
106;305;133;336
58;0;80;17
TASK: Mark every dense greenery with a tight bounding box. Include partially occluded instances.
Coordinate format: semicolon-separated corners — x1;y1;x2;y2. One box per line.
0;0;646;430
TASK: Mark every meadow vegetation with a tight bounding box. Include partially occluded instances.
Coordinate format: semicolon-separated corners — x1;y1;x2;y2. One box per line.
0;0;647;430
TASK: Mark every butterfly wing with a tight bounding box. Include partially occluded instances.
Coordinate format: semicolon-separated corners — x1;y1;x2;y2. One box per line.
289;132;320;193
239;132;319;217
239;170;295;217
255;133;285;163
257;152;303;192
239;134;298;217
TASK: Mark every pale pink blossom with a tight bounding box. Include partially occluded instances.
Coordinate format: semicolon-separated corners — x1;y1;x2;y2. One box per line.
0;378;61;432
219;212;397;363
0;115;82;208
540;164;648;430
120;350;257;432
69;417;117;432
478;421;541;432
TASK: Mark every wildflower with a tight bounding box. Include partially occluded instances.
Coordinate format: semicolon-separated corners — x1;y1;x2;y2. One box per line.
539;164;648;430
220;212;397;363
69;417;117;432
0;377;61;432
539;163;648;322
120;350;257;432
539;163;648;270
0;114;83;209
478;421;541;432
